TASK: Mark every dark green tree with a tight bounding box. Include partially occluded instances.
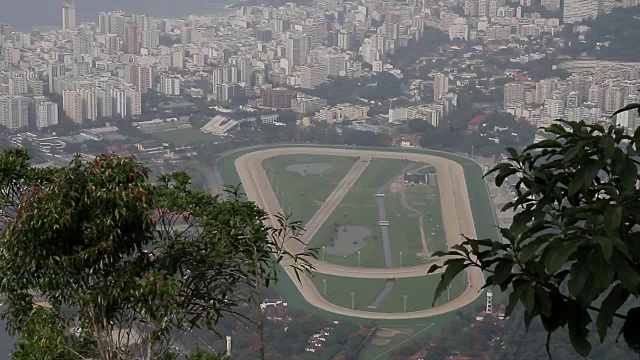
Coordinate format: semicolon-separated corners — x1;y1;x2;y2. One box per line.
0;148;315;360
429;106;640;357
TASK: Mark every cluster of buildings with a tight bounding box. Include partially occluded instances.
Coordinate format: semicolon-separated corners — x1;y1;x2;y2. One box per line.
0;0;632;135
304;320;341;353
503;62;640;131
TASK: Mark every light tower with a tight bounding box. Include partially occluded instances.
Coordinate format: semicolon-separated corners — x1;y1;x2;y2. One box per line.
486;290;493;313
226;336;232;356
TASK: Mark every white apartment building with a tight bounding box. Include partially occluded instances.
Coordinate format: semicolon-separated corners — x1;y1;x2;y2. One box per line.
0;96;29;130
160;75;181;96
63;90;83;124
36;102;59;129
563;0;600;24
314;103;369;123
299;64;328;89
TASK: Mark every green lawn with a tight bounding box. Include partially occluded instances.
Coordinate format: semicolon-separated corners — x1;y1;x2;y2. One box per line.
310;158;411;268
151;128;220;145
309;272;466;313
386;179;447;267
262;154;358;225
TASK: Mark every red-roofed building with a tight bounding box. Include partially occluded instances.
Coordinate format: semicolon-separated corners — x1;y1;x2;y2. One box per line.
468;114;486;131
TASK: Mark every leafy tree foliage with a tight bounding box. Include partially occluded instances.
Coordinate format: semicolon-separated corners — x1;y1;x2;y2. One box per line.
561;6;640;61
0;148;314;359
429;111;640;357
390;26;449;68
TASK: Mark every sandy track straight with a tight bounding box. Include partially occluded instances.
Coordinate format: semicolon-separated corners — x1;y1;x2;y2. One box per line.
235;148;485;319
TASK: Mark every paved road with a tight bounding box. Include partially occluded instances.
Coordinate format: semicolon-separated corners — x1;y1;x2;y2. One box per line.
235;147;485;319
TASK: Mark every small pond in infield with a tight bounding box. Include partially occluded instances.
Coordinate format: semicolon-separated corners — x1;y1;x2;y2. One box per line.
325;225;372;256
285;163;332;176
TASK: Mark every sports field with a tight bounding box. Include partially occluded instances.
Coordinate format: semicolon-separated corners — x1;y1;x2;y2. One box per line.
298;158;445;267
216;144;499;359
261;154;358;224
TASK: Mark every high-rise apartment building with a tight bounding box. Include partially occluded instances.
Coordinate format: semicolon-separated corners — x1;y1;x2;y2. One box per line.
111;88;127;117
63;90;83;124
605;87;624;113
180;26;193;44
126;88;142;117
433;73;449;102
123;23;140;54
73;32;93;59
563;0;601;24
36;101;59;129
104;34;120;53
504;83;525;107
286;34;309;67
300;64;328;89
109;12;127;39
96;88;113;118
544;98;565;118
0;96;29;130
9;76;29;96
62;0;77;31
141;30;160;49
79;89;97;121
160;75;181;96
230;56;252;83
125;63;154;93
172;51;185;69
48;63;66;94
212;67;224;97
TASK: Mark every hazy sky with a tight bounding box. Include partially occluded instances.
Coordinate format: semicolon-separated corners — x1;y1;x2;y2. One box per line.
0;0;234;32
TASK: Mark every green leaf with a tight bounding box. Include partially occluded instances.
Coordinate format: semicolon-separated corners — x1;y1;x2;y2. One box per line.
505;280;527;317
623;307;640;353
594;236;613;263
568;321;592;357
523;283;536;313
620;156;638;190
589;250;614;291
568;176;583;197
519;242;539;263
568;260;590;297
604;207;622;235
431;259;466;306
544;239;581;274
564;143;586;165
596;283;629;342
613;255;640;295
492;259;513;285
505;147;519;159
611;103;640;118
583;160;605;187
535;286;552;318
525;139;561;151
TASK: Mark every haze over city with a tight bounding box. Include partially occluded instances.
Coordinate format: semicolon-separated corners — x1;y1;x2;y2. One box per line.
0;0;640;358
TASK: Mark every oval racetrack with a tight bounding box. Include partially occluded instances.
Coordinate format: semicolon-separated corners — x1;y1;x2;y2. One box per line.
235;147;486;319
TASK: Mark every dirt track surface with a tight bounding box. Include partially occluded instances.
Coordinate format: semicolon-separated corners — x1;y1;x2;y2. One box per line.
235;147;485;319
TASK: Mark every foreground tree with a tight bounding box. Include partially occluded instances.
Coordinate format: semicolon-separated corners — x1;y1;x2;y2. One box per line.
429;108;640;357
0;148;314;359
